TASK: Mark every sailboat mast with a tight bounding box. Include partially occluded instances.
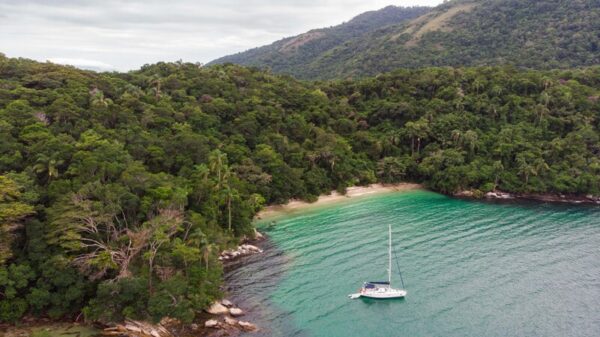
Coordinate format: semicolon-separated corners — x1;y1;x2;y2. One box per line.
388;224;392;285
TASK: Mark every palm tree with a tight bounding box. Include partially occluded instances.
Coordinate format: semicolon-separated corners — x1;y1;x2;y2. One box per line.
33;153;63;180
517;155;535;187
222;185;238;232
123;84;143;98
472;78;485;95
463;130;478;154
535;104;549;125
148;74;162;99
200;238;213;271
492;160;504;191
90;90;112;107
209;150;228;188
451;129;462;146
405;118;430;155
516;152;548;187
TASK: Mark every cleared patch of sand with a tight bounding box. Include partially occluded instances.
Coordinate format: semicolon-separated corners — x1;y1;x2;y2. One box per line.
255;183;422;220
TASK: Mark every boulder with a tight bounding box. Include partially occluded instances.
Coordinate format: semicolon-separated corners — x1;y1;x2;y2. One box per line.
159;317;180;327
205;319;219;328
206;302;229;315
485;191;513;199
238;321;258;332
221;299;233;307
241;244;263;253
229;307;244;317
224;316;238;326
454;190;474;197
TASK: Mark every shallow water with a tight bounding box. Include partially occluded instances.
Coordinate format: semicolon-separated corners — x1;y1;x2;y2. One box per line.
226;190;600;337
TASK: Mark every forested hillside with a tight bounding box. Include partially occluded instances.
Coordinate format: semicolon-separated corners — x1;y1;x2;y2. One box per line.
1;53;599;324
211;0;600;79
208;5;430;75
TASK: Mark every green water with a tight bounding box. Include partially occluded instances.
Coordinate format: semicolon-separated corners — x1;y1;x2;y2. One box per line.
226;190;600;337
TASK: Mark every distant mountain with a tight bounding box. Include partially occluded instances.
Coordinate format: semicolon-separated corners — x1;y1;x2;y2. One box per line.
207;5;430;77
210;0;600;79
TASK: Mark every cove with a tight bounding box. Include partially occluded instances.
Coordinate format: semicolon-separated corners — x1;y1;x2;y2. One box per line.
226;190;600;337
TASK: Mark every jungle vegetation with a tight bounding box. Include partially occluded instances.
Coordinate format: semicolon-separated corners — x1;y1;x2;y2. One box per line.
0;53;599;324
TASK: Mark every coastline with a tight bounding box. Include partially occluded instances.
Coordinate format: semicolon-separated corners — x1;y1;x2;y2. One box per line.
255;183;423;220
454;190;600;205
8;185;596;337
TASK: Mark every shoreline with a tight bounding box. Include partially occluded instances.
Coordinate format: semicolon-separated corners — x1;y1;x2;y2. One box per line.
454;190;600;205
6;184;597;337
255;183;423;220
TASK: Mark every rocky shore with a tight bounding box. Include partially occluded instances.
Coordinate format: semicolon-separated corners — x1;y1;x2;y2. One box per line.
202;299;258;333
95;296;259;337
2;230;269;337
454;190;600;205
218;230;265;262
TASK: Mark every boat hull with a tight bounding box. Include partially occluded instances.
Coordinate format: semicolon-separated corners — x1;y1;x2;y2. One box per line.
360;290;407;299
349;288;407;299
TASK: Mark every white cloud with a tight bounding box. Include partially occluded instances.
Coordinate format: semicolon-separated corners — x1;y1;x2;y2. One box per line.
47;57;116;71
0;0;444;71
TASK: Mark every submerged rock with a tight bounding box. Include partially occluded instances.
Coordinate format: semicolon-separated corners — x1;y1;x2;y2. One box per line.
238;321;258;332
221;299;233;307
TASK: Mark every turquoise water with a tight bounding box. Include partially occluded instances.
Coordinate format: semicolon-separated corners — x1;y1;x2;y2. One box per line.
226;190;600;337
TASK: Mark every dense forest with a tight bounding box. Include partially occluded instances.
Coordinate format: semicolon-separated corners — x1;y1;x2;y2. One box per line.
209;5;429;74
1;53;599;324
211;0;600;79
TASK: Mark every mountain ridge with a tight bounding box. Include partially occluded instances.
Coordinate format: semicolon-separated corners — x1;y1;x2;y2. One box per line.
208;5;431;75
210;0;600;79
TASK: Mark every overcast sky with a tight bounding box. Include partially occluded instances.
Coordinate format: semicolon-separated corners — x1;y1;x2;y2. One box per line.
0;0;444;71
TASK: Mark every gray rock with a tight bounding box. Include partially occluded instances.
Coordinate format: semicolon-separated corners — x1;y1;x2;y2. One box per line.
224;316;238;325
229;307;244;317
205;302;229;315
238;321;258;331
204;319;219;328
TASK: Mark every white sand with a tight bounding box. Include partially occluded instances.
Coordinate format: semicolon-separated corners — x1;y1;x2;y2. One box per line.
255;183;422;220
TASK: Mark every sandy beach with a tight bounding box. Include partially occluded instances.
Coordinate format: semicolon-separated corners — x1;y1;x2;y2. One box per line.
255;183;423;220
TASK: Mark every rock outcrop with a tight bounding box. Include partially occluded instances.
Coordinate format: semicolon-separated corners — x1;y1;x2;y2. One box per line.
238;321;258;332
205;302;229;315
229;307;244;317
204;319;219;328
102;319;173;337
219;244;263;262
203;299;258;333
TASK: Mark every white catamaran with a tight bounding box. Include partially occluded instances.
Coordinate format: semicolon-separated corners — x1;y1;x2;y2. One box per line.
349;224;407;299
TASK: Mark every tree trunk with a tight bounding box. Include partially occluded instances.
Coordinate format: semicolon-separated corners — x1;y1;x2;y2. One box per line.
228;194;232;231
148;257;154;294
